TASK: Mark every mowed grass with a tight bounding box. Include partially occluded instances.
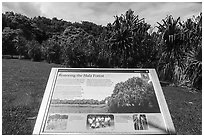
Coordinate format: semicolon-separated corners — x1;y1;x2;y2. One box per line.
2;59;63;135
163;86;202;135
2;59;202;135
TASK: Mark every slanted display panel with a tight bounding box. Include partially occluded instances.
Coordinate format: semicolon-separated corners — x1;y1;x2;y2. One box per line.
34;68;175;135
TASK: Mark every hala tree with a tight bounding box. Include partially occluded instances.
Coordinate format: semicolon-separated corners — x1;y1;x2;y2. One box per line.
157;13;202;88
183;13;202;89
108;77;159;113
110;9;138;67
185;45;202;89
110;9;152;68
157;15;186;84
181;13;202;52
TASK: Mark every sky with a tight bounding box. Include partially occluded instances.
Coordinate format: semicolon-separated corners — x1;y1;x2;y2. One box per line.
2;2;202;27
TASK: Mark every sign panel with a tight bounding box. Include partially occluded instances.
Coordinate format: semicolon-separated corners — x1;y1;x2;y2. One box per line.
33;68;175;134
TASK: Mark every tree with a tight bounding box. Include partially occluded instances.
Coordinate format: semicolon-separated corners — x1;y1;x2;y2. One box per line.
72;21;103;37
156;13;202;89
181;13;202;52
27;40;42;61
185;46;202;89
182;13;202;89
2;27;18;56
42;35;62;64
110;9;135;67
2;13;7;30
108;77;159;113
3;12;33;40
11;28;30;59
110;9;152;68
13;35;28;59
61;26;96;67
94;29;112;68
157;15;185;83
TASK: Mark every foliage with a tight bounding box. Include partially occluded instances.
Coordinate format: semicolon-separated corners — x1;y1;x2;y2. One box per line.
185;46;202;89
41;35;62;64
109;9;153;68
61;26;96;67
73;21;104;37
183;14;202;89
2;27;19;55
157;13;202;89
181;13;202;52
2;10;202;89
157;15;186;83
27;40;42;61
108;77;159;113
13;32;29;58
94;29;112;67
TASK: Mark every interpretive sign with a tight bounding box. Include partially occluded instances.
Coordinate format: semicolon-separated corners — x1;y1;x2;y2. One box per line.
33;68;175;134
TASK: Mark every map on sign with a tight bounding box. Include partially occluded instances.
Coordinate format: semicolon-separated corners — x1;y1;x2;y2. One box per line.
33;68;175;135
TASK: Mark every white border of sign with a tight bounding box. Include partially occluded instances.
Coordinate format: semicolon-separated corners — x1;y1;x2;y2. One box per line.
33;68;176;135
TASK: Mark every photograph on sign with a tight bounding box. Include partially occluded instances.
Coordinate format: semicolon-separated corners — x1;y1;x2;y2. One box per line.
87;114;114;130
133;114;148;130
45;114;68;131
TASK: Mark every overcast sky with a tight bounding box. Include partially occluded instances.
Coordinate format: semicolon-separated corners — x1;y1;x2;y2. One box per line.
2;2;202;27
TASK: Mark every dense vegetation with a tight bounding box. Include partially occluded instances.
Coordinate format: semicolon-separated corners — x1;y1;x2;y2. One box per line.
2;9;202;89
108;77;160;113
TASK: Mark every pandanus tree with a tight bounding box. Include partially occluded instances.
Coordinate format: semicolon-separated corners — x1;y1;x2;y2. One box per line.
183;13;202;89
110;9;151;68
157;15;186;83
182;13;202;52
185;45;202;89
110;9;134;67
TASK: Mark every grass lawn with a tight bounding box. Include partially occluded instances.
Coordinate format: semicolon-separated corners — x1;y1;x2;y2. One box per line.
2;59;202;135
2;59;63;135
163;86;202;135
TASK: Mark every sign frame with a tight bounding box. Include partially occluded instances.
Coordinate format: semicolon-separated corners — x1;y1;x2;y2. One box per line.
33;68;176;135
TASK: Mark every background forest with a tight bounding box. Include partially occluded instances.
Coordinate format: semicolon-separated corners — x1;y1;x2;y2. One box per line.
2;9;202;90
